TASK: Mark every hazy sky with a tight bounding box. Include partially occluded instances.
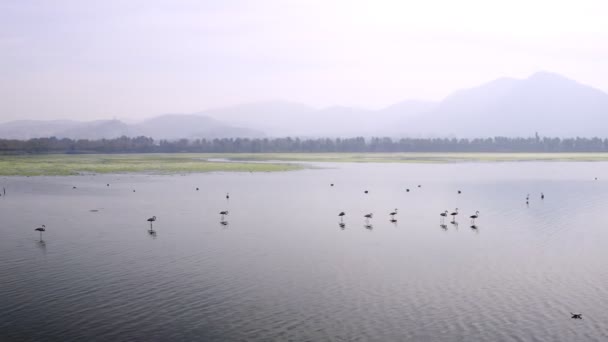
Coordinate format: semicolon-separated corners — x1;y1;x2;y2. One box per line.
1;0;607;122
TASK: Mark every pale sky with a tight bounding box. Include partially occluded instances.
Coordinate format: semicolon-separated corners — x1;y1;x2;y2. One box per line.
1;0;607;122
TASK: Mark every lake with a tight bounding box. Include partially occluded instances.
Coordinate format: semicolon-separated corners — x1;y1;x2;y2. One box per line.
1;161;608;341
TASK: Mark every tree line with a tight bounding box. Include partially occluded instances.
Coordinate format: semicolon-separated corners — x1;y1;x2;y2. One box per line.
2;134;608;153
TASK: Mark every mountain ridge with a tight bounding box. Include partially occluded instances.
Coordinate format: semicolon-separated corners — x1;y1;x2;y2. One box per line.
2;71;608;139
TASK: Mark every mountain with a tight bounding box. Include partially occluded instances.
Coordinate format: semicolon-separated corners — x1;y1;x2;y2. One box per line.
2;71;607;139
203;72;608;138
0;116;263;140
202;100;435;137
406;72;608;137
0;120;82;140
58;120;131;139
132;114;264;139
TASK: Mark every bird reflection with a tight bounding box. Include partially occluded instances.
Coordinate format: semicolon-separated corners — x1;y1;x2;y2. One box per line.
147;229;157;238
440;224;447;230
220;220;229;227
339;222;346;230
36;240;47;255
390;218;398;225
364;224;373;230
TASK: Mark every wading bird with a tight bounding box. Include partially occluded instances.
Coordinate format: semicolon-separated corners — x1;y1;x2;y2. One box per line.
440;210;448;223
470;211;479;224
364;213;373;223
338;211;345;222
220;210;229;220
147;216;156;229
34;225;46;240
450;208;459;223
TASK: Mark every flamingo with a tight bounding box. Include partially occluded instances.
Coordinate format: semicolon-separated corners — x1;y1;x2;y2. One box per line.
338;211;345;222
469;211;479;224
450;208;459;223
220;210;229;220
34;225;46;240
389;209;398;222
364;213;373;223
440;210;448;223
147;216;156;229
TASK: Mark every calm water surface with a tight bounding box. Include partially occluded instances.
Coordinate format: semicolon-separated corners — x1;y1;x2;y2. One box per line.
1;162;608;341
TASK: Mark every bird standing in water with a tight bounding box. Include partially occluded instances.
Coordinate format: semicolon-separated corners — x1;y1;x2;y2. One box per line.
35;225;46;241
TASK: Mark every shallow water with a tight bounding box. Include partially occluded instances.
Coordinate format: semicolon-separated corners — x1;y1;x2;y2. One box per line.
1;162;608;341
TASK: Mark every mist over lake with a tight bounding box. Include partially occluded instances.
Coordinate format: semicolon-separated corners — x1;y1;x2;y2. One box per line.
1;161;606;341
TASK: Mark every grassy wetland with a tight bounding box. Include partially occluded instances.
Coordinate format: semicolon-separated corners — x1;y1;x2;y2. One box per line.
2;153;608;176
0;154;301;176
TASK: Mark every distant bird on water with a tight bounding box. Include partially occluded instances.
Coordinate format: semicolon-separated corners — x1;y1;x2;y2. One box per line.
196;187;199;191
35;225;46;240
226;193;230;200
417;185;421;188
469;211;479;224
107;184;110;187
541;192;544;200
330;183;334;187
450;208;459;223
571;313;583;319
364;190;369;194
147;216;156;228
406;188;410;192
389;208;398;217
458;190;462;194
440;210;448;223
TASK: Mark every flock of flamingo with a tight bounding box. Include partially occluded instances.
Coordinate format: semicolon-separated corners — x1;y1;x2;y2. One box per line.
32;183;555;238
29;180;587;319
